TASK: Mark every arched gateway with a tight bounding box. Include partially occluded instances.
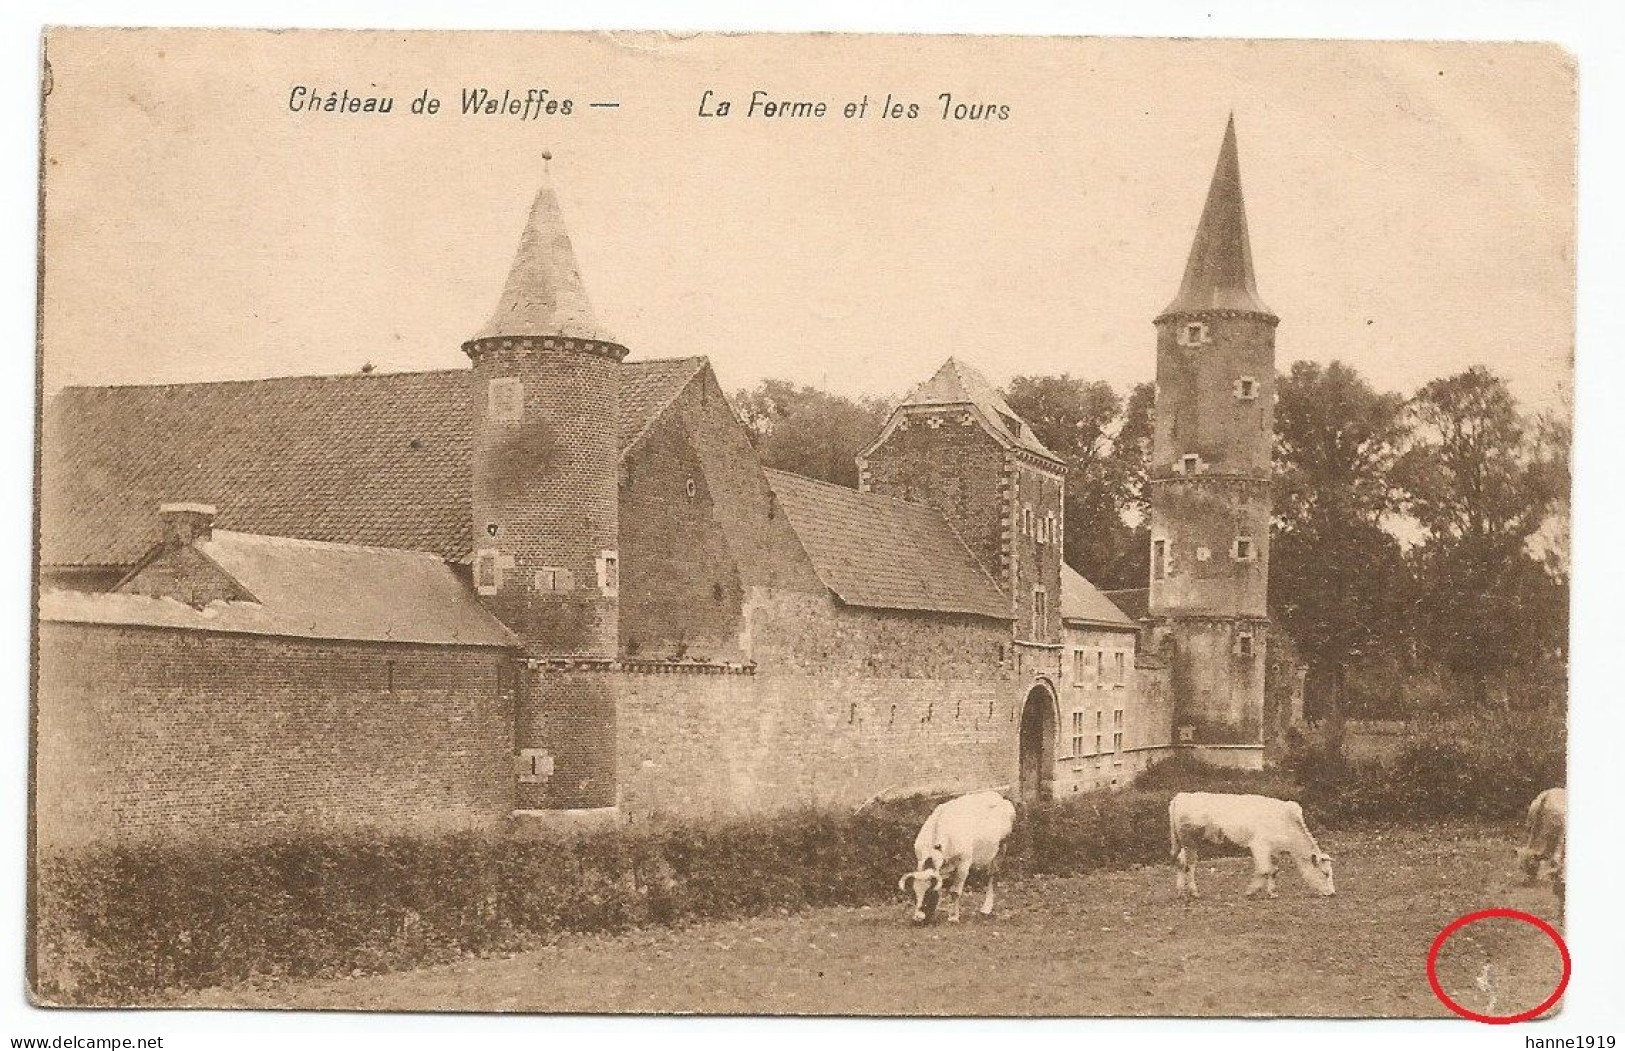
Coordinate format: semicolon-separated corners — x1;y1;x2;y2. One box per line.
1018;682;1059;803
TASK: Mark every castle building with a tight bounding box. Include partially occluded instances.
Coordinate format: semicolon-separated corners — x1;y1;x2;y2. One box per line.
34;121;1270;844
1146;115;1276;766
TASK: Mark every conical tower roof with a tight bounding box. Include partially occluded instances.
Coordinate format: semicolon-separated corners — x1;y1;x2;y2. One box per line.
473;156;617;344
1160;116;1273;319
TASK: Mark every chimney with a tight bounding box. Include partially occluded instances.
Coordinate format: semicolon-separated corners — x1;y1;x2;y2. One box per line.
159;502;217;546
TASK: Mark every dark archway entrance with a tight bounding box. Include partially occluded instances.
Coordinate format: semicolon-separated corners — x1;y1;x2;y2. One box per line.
1018;683;1058;803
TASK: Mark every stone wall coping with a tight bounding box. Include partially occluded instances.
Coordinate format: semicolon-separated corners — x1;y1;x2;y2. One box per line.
524;656;757;675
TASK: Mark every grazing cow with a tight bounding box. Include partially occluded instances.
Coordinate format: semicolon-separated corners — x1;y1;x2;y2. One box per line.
1169;791;1336;899
897;790;1017;924
1516;787;1566;907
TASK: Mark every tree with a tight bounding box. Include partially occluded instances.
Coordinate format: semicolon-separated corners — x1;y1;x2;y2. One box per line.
1392;366;1562;707
731;379;891;489
1003;375;1148;590
1270;361;1412;726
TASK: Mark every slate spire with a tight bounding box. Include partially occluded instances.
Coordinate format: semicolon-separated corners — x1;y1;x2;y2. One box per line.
1160;115;1273;319
474;152;616;343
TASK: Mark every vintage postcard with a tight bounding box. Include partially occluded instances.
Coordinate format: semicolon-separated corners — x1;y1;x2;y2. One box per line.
30;29;1574;1019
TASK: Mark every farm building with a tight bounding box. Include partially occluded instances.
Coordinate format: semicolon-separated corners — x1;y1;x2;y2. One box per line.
35;118;1280;842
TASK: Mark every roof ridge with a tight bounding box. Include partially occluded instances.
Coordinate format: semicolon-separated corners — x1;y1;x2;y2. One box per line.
55;367;467;394
207;529;447;561
762;468;935;513
55;355;710;396
617;357;711;459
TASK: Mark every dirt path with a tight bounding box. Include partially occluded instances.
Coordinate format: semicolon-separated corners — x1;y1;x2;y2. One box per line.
173;826;1563;1017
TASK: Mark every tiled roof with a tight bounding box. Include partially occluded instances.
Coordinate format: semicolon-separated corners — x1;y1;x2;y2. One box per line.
40;530;517;648
40;358;706;569
1060;564;1135;629
1100;587;1150;622
890;358;1061;462
763;470;1010;621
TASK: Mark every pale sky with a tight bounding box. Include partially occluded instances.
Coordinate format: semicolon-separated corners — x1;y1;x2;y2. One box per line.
40;31;1574;416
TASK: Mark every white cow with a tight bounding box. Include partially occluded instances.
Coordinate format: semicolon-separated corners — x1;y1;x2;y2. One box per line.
897;790;1017;924
1516;787;1566;907
1169;791;1336;899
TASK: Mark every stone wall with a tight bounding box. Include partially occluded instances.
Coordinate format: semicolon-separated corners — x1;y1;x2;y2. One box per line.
614;589;1019;822
34;621;514;848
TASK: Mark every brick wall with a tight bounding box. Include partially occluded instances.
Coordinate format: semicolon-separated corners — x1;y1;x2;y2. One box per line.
618;367;824;663
34;621;514;848
521;665;616;810
1009;460;1065;644
468;337;621;655
863;412;1008;586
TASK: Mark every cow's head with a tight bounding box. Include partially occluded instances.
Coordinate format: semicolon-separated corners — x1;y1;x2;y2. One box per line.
1302;850;1336;896
1516;847;1544;884
898;857;944;923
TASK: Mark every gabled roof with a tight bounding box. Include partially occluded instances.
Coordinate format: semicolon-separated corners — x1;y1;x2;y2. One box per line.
40;530;517;648
884;358;1061;463
1060;564;1135;630
40;358;707;569
1160;115;1274;319
763;470;1011;621
1099;587;1150;622
473;164;617;344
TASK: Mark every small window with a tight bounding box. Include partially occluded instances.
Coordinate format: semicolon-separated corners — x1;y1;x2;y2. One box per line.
1073;648;1088;684
1181;454;1201;475
536;567;576;592
1196;545;1211;563
685;477;698;500
1071;712;1085;758
1096;650;1105;684
1178;725;1195;743
474;550;501;596
1233;537;1255;562
597;550;620;596
1237;632;1255;658
487;377;523;424
1095;733;1103;754
1235;376;1259;400
1152;539;1167;581
1032;588;1049;638
1115;652;1126;685
1178;321;1209;346
515;748;554;785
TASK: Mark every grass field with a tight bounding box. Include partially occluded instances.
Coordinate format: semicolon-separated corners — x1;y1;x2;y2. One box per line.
168;824;1565;1017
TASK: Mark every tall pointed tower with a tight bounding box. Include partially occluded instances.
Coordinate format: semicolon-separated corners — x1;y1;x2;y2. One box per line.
1148;117;1276;764
465;155;626;808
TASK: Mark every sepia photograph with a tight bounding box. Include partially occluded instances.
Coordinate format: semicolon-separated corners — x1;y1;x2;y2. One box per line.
28;28;1576;1021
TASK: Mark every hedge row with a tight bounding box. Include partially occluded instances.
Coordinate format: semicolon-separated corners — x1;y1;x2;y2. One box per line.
33;721;1561;1004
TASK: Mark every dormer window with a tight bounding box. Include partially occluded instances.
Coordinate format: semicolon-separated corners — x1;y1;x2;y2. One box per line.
1180;454;1201;475
1235;376;1259;400
1177;321;1210;347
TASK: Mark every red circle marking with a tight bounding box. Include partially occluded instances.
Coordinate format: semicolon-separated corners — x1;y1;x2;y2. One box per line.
1426;908;1570;1023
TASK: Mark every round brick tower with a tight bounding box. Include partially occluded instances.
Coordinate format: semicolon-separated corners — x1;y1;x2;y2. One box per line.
465;154;625;808
1148;117;1277;763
